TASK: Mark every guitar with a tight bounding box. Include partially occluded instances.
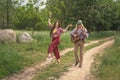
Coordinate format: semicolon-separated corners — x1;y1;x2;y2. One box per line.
71;34;80;43
71;29;80;43
71;29;87;43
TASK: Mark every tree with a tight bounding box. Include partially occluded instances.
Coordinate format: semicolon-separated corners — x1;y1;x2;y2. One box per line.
0;0;8;28
1;0;119;31
0;0;17;29
12;0;48;32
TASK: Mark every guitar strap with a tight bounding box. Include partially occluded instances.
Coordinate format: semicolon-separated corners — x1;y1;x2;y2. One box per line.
75;28;78;36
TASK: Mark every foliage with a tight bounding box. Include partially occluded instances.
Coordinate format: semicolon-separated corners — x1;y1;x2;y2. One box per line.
46;0;120;31
0;0;120;31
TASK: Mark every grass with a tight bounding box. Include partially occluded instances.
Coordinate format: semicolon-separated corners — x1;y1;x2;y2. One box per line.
88;31;115;40
91;32;120;80
0;31;115;79
0;44;25;78
33;51;74;80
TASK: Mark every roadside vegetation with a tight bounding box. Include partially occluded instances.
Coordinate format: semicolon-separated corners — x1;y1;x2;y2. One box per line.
91;32;120;80
0;31;114;79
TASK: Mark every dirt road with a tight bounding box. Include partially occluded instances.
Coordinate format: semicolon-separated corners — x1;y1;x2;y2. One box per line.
58;40;114;80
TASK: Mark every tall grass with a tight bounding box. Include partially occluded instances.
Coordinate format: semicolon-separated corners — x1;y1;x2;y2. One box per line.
0;31;115;79
92;32;120;80
0;44;25;78
88;31;115;40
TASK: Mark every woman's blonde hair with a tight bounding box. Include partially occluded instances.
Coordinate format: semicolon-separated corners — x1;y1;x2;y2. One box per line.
76;24;85;30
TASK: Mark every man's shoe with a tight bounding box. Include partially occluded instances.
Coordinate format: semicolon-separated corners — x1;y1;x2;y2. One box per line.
79;64;82;68
74;62;79;66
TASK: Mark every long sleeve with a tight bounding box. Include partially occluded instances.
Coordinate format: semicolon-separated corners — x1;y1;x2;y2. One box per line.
70;28;76;36
84;28;89;38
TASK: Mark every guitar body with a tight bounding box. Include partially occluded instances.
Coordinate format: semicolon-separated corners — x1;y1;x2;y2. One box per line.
71;35;80;43
71;28;88;43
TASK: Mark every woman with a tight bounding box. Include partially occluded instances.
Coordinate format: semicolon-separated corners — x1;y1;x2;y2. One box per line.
47;18;71;64
70;20;88;68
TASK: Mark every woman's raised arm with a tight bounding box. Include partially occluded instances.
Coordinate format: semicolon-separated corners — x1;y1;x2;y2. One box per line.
48;18;53;28
63;24;72;32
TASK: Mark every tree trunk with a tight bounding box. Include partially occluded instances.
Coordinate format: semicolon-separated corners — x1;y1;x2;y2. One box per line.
6;0;9;28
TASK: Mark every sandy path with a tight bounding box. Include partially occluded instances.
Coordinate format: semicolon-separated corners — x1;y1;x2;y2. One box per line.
2;37;113;80
58;40;114;80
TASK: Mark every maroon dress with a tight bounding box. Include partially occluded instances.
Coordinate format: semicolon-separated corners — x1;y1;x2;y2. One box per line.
48;25;64;59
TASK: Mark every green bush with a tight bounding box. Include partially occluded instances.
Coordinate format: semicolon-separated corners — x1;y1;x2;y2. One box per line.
94;33;120;80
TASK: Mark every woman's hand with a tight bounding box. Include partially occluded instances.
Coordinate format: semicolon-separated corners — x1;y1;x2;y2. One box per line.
67;24;72;28
48;18;52;26
63;24;72;32
48;18;51;23
73;34;77;37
